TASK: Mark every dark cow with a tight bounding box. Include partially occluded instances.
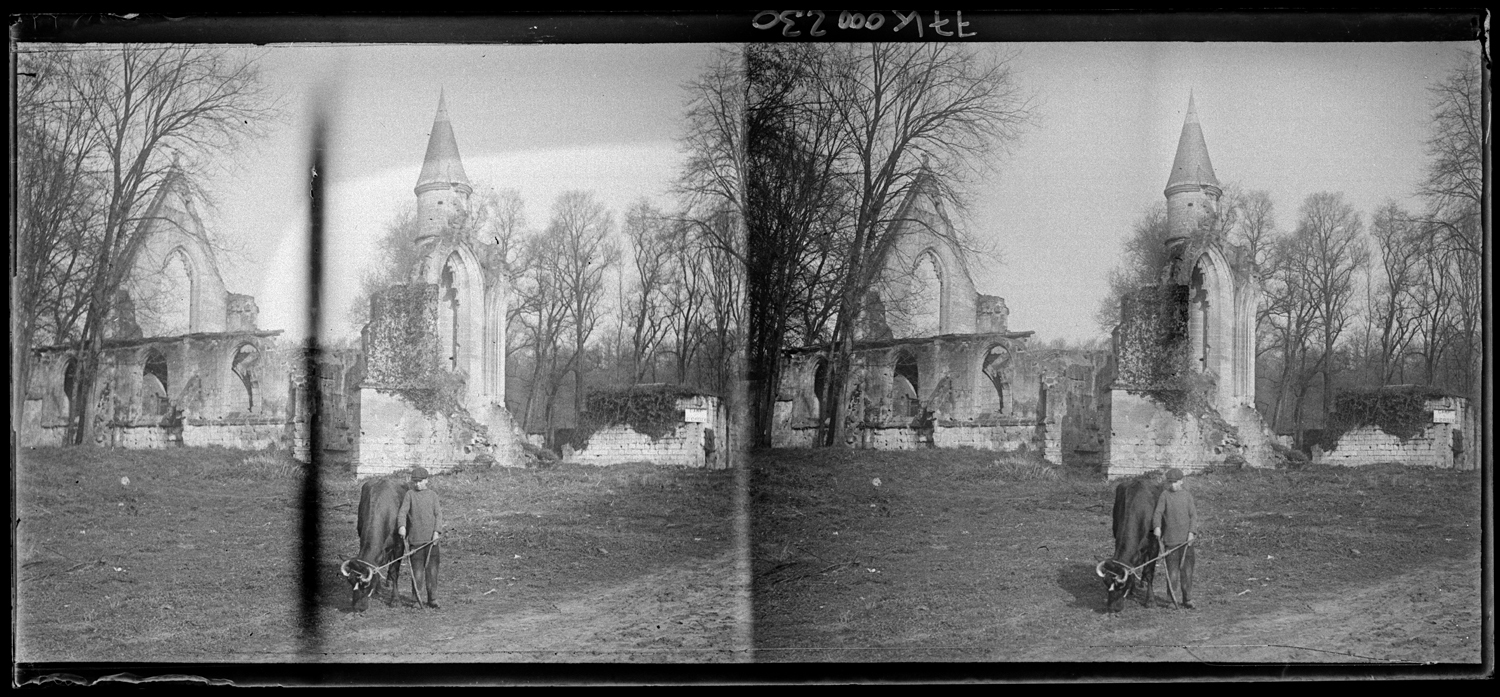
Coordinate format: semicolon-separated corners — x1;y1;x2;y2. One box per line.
340;477;411;612
1096;478;1163;613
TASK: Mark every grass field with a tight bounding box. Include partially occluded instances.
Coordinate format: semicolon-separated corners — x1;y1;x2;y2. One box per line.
15;446;746;663
750;448;1484;664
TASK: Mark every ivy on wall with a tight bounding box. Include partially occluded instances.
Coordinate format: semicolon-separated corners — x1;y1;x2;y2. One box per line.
364;284;439;388
1114;283;1189;399
397;369;467;418
1319;385;1453;452
569;384;701;450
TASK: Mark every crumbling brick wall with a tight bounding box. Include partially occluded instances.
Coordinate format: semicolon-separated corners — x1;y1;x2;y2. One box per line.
1316;396;1472;469
566;393;725;469
567;422;711;468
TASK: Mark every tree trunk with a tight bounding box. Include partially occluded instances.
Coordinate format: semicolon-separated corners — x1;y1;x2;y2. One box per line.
1322;336;1336;431
522;353;547;437
820;307;858;448
574;331;586;428
69;296;111;446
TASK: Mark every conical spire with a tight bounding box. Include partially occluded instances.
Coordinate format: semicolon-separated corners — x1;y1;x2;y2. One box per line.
415;90;471;194
1164;93;1219;196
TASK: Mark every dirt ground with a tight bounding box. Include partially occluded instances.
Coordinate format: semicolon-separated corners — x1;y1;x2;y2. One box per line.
14;447;749;666
11;444;1489;676
751;449;1486;666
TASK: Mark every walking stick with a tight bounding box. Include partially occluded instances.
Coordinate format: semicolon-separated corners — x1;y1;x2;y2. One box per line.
405;538;420;605
1161;535;1181;610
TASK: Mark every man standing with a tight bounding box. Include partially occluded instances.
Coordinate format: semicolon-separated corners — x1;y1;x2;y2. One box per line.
1152;467;1198;609
398;466;443;609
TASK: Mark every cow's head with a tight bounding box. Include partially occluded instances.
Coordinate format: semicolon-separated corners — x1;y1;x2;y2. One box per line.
340;558;380;612
1096;559;1137;613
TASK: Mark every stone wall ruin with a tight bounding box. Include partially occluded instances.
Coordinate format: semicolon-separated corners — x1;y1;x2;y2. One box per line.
1314;394;1476;470
563;393;730;469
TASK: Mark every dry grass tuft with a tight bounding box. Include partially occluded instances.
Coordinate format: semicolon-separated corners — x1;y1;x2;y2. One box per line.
991;453;1063;481
240;451;308;480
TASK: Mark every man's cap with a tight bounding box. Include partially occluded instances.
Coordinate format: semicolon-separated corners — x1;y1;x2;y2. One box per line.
1165;468;1184;482
410;466;430;481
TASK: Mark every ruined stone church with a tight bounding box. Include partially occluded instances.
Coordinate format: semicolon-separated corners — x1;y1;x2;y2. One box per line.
772;96;1277;476
773;174;1112;463
22;94;740;473
20;171;362;454
20;95;521;473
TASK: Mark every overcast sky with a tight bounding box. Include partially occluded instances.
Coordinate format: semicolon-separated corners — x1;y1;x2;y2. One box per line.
181;39;1476;345
201;43;727;341
968;42;1475;344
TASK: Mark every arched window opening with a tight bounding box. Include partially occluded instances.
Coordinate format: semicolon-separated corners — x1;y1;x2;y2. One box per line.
437;254;472;376
893;351;920;419
62;358;79;418
143;349;170;417
1189;259;1223;377
231;344;258;413
439;264;458;371
909;251;943;338
982;345;1010;414
1190;266;1209;371
158;249;194;336
811;357;829;417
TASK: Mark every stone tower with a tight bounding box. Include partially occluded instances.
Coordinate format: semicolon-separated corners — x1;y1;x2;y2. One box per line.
357;92;520;477
1106;93;1277;478
1163;93;1222;254
414;91;473;245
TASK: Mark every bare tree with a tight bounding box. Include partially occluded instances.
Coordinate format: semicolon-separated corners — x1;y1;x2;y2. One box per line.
699;44;849;446
619;200;675;383
15;45;276;445
697;208;745;397
1293;192;1369;429
810;43;1032;447
1412;52;1484;399
1094;204;1173;333
1416;52;1484;256
1404;220;1480;394
474;186;528;277
549;191;620;436
662;218;712;386
14;50;104;420
348;203;421;332
1366;201;1424;384
677;47;749;224
1260;231;1323;441
674;46;764;456
510;231;572;442
1439;216;1483;394
1229;188;1277;269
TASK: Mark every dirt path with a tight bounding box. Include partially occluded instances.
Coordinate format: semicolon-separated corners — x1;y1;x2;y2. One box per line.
751;450;1486;665
319;551;750;662
1007;553;1483;663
